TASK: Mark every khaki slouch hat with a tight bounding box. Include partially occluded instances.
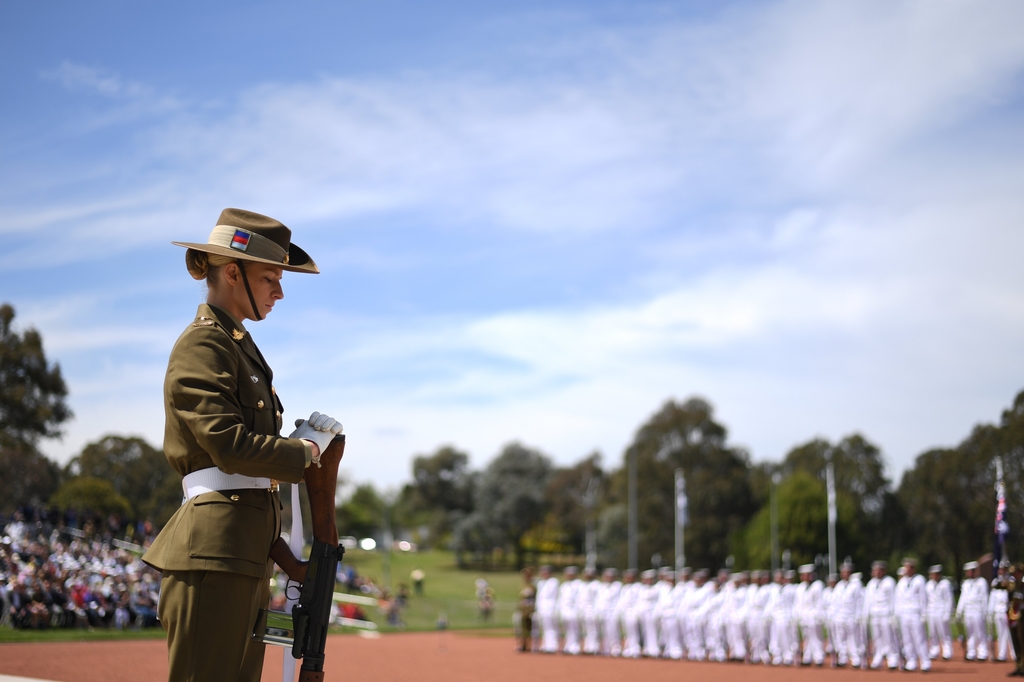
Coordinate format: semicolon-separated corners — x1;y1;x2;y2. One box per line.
173;208;319;275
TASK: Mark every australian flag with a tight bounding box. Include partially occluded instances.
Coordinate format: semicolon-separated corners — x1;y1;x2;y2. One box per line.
995;457;1009;564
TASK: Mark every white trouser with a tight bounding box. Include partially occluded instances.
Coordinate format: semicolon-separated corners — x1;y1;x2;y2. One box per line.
834;618;861;666
964;610;989;660
747;614;768;663
898;612;931;670
687;616;706;660
770;615;794;664
728;617;747;660
642;611;661;657
539;610;559;652
562;610;581;654
622;611;642;658
994;613;1015;661
662;614;683;659
583;611;600;654
705;614;726;661
602;612;622;656
869;615;899;668
926;614;952;659
801;617;824;665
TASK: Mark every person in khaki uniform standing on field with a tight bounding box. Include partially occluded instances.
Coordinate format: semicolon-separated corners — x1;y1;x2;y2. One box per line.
143;208;343;682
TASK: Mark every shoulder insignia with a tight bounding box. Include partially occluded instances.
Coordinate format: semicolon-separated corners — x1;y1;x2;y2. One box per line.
232;329;245;341
192;319;215;328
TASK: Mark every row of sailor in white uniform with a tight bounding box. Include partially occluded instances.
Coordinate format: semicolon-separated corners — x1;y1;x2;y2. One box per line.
532;557;1012;670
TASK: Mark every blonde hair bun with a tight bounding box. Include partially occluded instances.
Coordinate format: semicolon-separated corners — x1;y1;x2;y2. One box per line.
185;249;233;281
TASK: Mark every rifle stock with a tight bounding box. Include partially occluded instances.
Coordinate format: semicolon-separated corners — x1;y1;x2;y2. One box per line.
257;434;346;682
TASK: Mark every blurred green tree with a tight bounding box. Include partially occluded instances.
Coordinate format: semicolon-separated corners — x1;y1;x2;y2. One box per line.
50;477;132;518
0;304;71;513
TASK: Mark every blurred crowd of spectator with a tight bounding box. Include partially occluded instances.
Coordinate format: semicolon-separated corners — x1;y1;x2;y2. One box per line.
0;508;162;631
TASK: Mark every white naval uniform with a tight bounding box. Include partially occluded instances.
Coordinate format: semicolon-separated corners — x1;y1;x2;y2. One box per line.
685;582;713;660
925;577;953;660
580;579;601;654
595;579;622;656
894;573;930;671
766;581;796;665
746;582;771;664
663;579;688;659
558;577;583;654
617;581;642;658
536;576;561;653
704;582;727;662
989;583;1014;662
864;574;899;669
727;583;749;661
956;576;989;660
642;579;670;657
833;577;865;667
794;579;825;665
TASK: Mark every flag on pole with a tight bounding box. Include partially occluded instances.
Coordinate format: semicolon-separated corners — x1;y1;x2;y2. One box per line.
676;472;688;527
995;456;1008;564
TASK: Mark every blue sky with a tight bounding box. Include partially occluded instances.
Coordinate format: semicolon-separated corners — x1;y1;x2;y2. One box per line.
3;0;1024;490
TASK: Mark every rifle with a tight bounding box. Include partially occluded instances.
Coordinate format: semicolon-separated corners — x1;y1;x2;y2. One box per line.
257;435;346;682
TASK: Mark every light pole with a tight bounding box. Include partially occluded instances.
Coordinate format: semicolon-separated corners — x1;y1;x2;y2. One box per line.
770;472;781;574
675;468;686;572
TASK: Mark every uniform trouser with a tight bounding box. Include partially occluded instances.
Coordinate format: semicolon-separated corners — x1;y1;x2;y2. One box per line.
869;615;899;668
770;615;794;664
747;614;767;663
642;612;660;656
964;610;989;660
833;618;861;666
583;611;600;654
159;570;267;682
662;614;683;659
800;618;824;664
728;617;747;660
519;612;533;651
539;610;559;652
706;614;726;661
561;610;581;654
926;614;952;659
622;612;642;657
602;612;622;656
994;613;1015;661
1012;622;1024;673
898;613;931;670
686;616;706;660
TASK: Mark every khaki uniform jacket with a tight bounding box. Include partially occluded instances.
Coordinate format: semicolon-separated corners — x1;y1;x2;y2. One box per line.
143;304;308;579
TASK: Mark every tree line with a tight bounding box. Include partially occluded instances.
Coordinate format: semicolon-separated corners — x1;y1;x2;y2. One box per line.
0;302;1016;577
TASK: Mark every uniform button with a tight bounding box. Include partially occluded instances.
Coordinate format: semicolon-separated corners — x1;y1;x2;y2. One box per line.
230;495;240;501
257;399;265;409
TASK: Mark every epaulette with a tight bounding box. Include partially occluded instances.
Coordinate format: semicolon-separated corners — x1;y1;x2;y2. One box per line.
192;316;216;328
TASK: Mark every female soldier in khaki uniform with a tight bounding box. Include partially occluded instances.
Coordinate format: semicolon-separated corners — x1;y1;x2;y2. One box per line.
143;208;342;682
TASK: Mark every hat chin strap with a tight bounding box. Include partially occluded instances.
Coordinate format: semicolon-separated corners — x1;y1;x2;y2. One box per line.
236;259;263;322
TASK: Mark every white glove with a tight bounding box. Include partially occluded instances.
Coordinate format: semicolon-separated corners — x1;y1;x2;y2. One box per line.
289;419;335;466
307;411;343;435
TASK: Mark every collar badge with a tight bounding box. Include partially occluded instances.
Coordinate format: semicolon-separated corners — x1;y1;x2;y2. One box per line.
232;329;245;341
251;375;259;384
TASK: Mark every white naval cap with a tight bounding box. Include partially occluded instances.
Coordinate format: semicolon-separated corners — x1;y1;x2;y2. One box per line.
963;561;979;571
928;564;943;574
798;564;815;574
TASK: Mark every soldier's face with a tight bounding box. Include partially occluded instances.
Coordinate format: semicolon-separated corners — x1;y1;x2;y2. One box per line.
929;572;940;581
224;262;285;320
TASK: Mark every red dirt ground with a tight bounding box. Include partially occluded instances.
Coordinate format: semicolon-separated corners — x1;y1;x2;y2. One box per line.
0;633;1015;682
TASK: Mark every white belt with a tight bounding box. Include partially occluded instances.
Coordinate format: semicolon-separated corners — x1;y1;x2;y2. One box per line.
182;468;272;501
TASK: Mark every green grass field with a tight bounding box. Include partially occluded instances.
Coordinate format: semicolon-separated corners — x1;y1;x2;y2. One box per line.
0;549;521;643
338;547;522;632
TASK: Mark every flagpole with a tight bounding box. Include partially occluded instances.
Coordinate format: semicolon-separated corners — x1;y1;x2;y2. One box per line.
826;459;837;577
